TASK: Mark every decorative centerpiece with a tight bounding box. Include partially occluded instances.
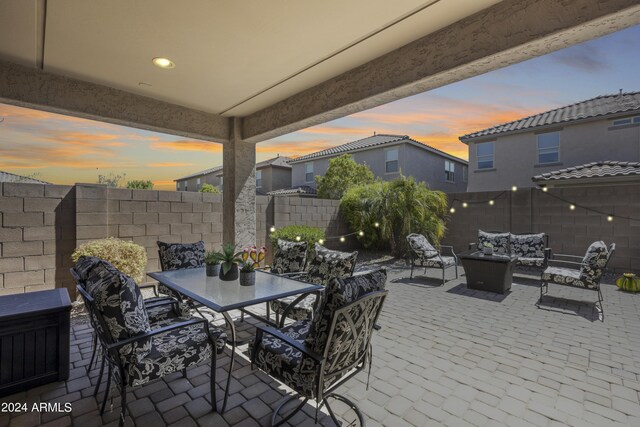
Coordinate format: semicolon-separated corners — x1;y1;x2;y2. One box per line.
616;273;640;293
204;250;222;277
212;244;242;281
239;246;266;286
482;242;493;255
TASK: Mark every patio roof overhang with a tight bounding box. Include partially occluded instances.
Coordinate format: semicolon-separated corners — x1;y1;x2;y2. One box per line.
0;0;639;245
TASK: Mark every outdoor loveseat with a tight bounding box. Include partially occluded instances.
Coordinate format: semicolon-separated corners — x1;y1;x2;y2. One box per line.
469;230;551;268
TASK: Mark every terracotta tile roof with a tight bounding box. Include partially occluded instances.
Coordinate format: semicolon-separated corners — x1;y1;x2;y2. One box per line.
288;134;466;164
460;91;640;142
267;185;317;196
0;171;50;184
532;161;640;183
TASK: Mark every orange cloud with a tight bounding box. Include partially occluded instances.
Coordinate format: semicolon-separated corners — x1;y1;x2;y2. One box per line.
150;140;222;152
147;162;194;167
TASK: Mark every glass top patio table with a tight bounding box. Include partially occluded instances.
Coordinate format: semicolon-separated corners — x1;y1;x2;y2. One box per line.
147;268;322;313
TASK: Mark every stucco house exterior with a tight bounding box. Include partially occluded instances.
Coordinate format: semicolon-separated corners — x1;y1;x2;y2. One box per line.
289;134;468;193
175;155;291;193
460;91;640;192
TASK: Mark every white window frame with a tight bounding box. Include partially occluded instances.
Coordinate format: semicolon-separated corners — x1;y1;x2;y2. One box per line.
305;162;314;183
536;131;560;165
445;160;455;182
256;170;262;188
385;148;399;174
184;182;188;191
476;142;494;170
176;182;180;191
463;165;468;183
196;177;201;190
612;116;640;126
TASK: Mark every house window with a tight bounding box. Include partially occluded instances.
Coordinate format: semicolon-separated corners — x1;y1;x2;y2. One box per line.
176;182;180;191
463;166;468;183
445;160;455;182
537;131;560;164
476;142;494;169
184;182;188;191
612;116;640;126
219;176;223;190
305;163;314;183
196;178;201;190
385;149;399;173
256;170;262;188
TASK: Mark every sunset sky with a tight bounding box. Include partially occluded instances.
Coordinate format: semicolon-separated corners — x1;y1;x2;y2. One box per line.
1;25;638;191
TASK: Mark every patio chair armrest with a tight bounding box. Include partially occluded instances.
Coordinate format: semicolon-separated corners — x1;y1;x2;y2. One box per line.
107;318;207;351
373;323;382;331
547;259;585;268
139;284;159;297
277;271;309;281
279;291;320;328
468;242;478;251
544;248;552;259
439;245;457;260
254;324;324;364
144;296;176;307
553;253;583;260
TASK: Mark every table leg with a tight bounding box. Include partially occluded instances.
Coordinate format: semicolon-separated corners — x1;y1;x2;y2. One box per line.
221;311;236;413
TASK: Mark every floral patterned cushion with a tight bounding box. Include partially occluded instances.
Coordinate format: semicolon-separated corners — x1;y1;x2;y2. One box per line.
518;257;545;268
406;233;438;259
157;241;206;271
126;322;213;387
73;256;102;283
306;244;358;286
423;256;456;268
251;321;321;398
511;233;545;258
305;268;387;355
478;230;510;255
269;294;316;321
541;266;592;289
271;239;308;274
85;260;152;363
580;241;609;286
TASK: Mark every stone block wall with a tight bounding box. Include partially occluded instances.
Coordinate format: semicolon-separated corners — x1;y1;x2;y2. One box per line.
0;182;76;296
443;184;640;273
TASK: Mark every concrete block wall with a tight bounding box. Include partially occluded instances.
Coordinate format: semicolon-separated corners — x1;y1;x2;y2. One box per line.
443;184;640;273
0;182;76;296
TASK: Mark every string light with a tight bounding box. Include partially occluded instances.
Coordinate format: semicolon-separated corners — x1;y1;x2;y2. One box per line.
374;222;380;228
541;187;548;192
511;186;518;192
607;216;613;222
318;239;324;245
358;231;364;236
449;207;456;214
462;202;468;208
489;200;495;206
295;236;301;241
269;226;276;233
339;236;346;243
569;204;576;211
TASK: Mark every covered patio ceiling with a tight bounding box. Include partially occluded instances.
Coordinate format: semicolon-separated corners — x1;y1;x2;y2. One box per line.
1;0;639;144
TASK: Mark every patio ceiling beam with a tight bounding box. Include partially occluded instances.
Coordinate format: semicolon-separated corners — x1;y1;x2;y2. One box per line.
242;0;640;143
0;60;229;143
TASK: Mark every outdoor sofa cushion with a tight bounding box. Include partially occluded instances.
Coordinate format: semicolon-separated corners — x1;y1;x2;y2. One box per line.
422;256;457;268
478;230;511;255
406;233;438;259
157;240;206;271
271;239;308;274
305;243;358;286
580;240;609;286
510;233;545;258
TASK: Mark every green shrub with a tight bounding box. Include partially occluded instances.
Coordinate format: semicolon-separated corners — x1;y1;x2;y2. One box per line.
71;237;147;283
315;154;374;199
341;174;447;257
269;225;325;254
200;183;220;193
127;180;154;190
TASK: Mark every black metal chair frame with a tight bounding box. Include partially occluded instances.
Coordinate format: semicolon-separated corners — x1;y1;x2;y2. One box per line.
408;238;458;286
469;230;552;268
538;243;615;320
251;290;387;427
76;284;219;427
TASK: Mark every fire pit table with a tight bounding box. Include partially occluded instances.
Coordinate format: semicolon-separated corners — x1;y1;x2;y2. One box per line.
458;250;518;294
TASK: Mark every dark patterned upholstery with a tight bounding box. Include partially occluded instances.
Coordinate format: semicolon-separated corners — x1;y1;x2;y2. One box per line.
406;233;438;258
478;230;510;255
511;233;545;258
252;269;387;401
305;269;387;354
518;257;546;268
269;294;316;321
541;267;591;288
271;239;308;274
157;241;205;271
580;241;609;286
306;243;358;286
422;256;456;268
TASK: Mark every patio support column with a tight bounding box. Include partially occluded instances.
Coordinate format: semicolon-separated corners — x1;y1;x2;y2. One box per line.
222;117;256;247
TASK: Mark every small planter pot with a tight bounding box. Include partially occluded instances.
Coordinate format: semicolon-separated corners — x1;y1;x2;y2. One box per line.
206;263;221;277
239;271;256;286
219;264;239;281
482;247;493;255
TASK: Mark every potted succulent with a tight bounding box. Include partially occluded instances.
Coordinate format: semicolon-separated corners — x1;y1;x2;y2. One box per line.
211;244;243;281
239;246;267;286
482;242;493;255
616;273;640;293
204;250;222;277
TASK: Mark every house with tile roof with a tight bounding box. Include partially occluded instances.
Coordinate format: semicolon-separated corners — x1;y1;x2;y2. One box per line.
459;91;640;192
0;171;50;184
288;134;468;193
174;155;292;193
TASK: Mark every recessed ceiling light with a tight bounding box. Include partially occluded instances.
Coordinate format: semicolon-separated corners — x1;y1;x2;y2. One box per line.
152;57;175;69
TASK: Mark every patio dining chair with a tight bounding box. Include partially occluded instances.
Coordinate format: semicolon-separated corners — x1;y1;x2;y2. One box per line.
406;233;458;286
251;268;387;426
76;258;229;426
269;242;358;325
539;241;615;319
